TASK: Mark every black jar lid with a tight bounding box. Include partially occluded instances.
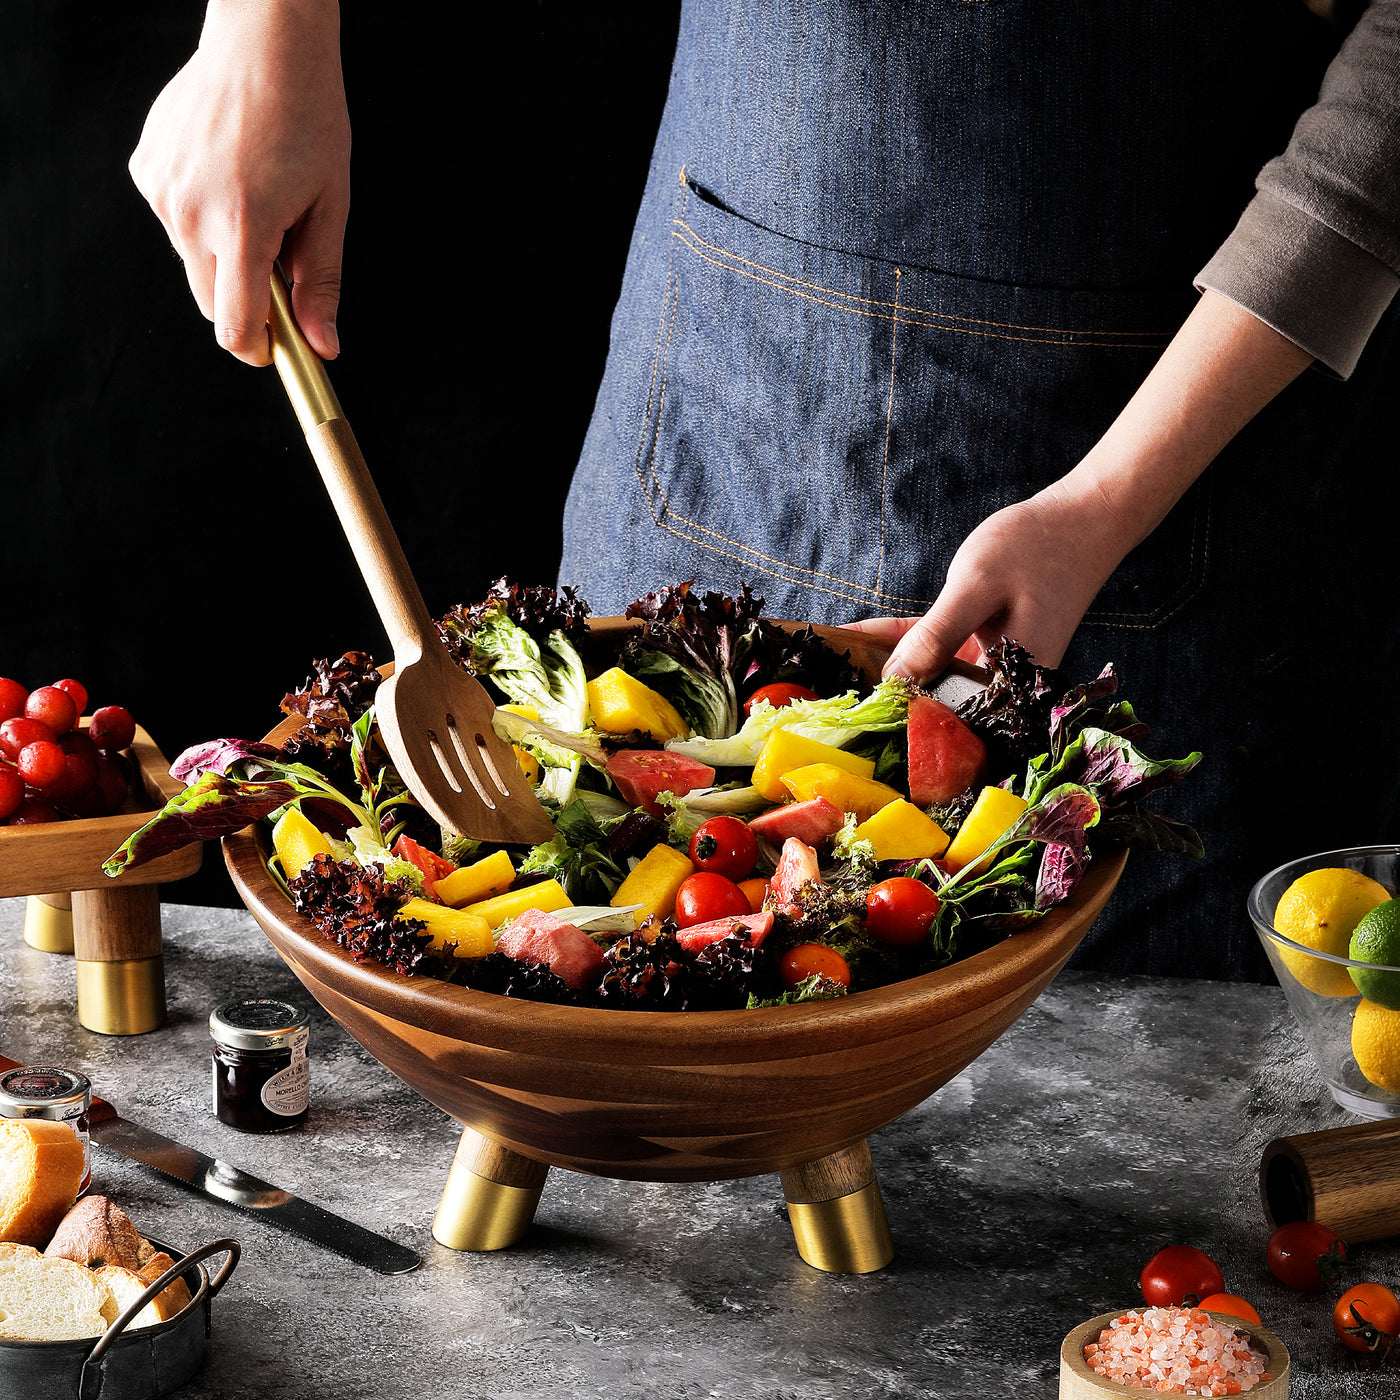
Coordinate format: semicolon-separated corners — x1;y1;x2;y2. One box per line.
0;1065;91;1117
209;999;310;1052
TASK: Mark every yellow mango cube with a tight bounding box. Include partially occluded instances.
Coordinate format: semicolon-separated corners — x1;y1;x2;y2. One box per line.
779;763;903;823
457;878;571;929
941;787;1030;874
436;849;516;909
751;729;875;801
272;807;333;880
610;843;694;926
853;800;950;862
398;897;493;958
499;704;541;785
586;667;691;741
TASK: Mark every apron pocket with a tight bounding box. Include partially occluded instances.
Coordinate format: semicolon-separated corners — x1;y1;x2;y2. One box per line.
635;167;1194;623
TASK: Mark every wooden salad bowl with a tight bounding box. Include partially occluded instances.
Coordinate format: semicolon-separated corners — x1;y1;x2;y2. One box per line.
223;621;1127;1272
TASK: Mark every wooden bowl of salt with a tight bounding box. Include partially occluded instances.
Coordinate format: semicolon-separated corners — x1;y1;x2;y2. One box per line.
1060;1309;1289;1398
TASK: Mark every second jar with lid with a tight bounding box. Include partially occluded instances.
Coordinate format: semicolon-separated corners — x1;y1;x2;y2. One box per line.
209;999;311;1133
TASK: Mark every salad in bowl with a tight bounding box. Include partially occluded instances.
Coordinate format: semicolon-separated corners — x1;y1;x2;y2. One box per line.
104;580;1201;1011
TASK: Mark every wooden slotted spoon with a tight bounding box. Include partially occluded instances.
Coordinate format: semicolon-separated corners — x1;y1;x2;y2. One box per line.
265;270;556;844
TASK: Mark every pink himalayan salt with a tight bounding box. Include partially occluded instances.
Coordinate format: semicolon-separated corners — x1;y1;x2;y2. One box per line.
1083;1306;1273;1395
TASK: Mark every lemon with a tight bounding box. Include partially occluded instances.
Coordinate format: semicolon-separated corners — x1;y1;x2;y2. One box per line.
1352;998;1400;1094
1273;868;1391;998
1349;898;1400;1008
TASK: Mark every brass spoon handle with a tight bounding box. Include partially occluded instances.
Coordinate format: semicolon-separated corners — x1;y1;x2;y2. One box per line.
266;269;434;660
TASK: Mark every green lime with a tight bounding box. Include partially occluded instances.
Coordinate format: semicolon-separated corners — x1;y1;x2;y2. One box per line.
1349;897;1400;1008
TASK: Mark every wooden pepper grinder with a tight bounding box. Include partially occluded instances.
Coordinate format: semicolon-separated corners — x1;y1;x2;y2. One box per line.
1261;1119;1400;1243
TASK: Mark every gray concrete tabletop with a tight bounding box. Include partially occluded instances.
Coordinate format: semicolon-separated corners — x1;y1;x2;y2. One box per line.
2;894;1397;1399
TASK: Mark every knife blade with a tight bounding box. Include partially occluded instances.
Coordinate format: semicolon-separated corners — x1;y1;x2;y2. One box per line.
0;1054;419;1275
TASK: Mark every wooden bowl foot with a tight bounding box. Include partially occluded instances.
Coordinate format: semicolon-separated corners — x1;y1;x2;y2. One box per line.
71;886;166;1035
432;1127;549;1252
23;893;74;954
779;1140;894;1274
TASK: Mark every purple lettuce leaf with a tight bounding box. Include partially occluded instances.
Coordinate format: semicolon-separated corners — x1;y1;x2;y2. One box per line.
1097;806;1205;859
1058;727;1201;807
169;737;283;785
1049;664;1119;754
103;771;299;875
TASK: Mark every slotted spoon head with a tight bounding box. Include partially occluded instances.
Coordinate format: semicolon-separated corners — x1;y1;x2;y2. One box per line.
375;644;557;844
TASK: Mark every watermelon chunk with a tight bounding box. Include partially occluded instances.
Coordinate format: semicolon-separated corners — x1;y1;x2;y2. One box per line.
748;797;845;847
674;910;774;954
497;909;607;991
769;837;822;916
607;749;716;817
907;693;986;807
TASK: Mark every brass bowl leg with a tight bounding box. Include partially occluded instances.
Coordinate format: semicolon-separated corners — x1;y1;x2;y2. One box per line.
433;1127;549;1252
24;893;74;954
71;886;167;1036
780;1139;894;1274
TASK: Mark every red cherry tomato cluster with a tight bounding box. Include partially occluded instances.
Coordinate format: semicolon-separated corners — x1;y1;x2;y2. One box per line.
0;676;136;825
674;817;762;928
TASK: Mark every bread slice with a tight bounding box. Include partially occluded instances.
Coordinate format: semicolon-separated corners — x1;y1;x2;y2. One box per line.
135;1251;192;1315
94;1264;186;1329
0;1242;109;1341
0;1120;85;1248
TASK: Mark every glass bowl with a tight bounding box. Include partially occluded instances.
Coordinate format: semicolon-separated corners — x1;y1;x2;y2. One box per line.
1248;845;1400;1118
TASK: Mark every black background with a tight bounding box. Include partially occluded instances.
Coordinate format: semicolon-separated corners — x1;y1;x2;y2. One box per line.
1;3;680;905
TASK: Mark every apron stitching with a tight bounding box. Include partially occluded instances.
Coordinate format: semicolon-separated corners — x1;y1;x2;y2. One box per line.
673;219;1173;341
876;268;901;596
673;228;1170;347
632;174;688;527
657;517;930;613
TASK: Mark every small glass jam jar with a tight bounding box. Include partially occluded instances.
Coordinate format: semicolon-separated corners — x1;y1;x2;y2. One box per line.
209;999;311;1133
0;1065;92;1192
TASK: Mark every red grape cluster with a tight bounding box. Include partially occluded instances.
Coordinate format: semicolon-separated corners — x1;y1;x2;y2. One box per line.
0;677;137;825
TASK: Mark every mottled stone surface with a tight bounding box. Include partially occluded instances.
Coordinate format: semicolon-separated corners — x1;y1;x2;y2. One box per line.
1;896;1395;1398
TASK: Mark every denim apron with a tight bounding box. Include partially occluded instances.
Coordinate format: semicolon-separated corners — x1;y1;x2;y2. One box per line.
561;1;1400;977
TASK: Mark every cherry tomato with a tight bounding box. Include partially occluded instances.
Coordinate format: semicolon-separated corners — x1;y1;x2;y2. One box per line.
24;686;78;737
1333;1282;1400;1356
0;764;23;820
1266;1221;1346;1291
51;678;88;715
89;705;136;752
0;678;27;723
674;872;752;929
1140;1245;1226;1308
742;682;820;717
1197;1293;1261;1326
0;717;55;762
689;815;758;881
865;877;941;946
738;877;769;914
18;740;66;789
779;943;851;989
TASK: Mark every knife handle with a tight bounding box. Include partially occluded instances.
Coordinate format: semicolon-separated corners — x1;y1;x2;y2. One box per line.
0;1052;118;1125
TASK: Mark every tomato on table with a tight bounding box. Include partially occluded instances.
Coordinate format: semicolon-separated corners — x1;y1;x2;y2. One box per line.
1333;1282;1399;1355
1140;1245;1226;1308
1266;1221;1346;1291
779;943;851;989
865;877;941;946
742;682;819;717
674;872;752;929
689;815;758;881
1197;1293;1261;1326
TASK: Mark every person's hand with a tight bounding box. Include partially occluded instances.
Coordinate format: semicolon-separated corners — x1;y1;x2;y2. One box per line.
849;477;1130;681
128;0;350;366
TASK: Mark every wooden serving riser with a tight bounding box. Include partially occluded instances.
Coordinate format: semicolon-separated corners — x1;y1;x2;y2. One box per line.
1;722;201;1035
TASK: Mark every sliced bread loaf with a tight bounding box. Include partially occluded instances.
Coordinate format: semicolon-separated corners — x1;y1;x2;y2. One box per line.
0;1119;85;1247
0;1242;109;1341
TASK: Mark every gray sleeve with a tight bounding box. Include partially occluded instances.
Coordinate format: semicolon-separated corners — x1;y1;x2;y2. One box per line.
1195;1;1400;377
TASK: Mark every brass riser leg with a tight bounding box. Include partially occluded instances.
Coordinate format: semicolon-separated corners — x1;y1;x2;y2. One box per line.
24;894;74;954
433;1127;549;1252
71;886;166;1036
780;1140;894;1274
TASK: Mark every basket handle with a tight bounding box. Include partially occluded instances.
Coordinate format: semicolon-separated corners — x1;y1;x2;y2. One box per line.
80;1238;241;1394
